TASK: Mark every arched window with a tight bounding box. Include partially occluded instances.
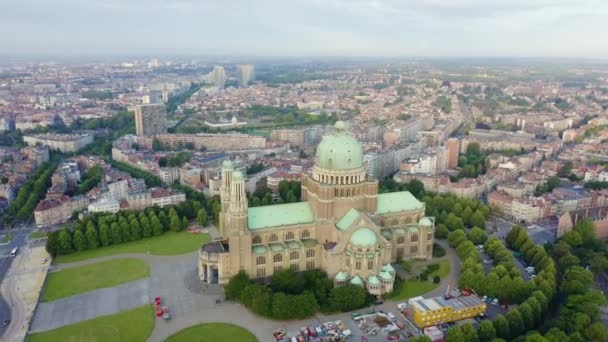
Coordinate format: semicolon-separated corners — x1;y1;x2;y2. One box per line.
256;268;265;277
346;257;350;267
301;230;310;239
410;246;418;254
367;259;373;270
269;233;278;243
290;251;299;260
273;254;282;263
306;249;315;258
411;234;419;242
252;235;261;245
355;260;361;270
397;236;405;244
256;256;266;265
274;265;282;273
306;260;315;270
285;232;294;241
290;263;299;271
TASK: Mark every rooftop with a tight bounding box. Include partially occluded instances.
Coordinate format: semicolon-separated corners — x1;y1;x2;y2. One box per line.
248;201;314;230
376;191;424;215
336;208;360;231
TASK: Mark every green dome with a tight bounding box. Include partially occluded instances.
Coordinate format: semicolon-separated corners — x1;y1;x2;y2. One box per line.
314;121;363;170
379;271;392;280
222;159;233;169
350;228;377;247
232;170;244;182
350;275;363;286
368;275;380;285
419;217;433;226
335;271;348;281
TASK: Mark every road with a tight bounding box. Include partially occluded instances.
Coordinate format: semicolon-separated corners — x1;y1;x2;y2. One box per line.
0;217;36;337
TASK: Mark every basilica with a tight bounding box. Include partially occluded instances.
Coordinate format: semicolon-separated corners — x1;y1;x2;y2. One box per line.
199;121;435;296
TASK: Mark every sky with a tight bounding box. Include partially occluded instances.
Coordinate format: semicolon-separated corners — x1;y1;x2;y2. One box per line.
1;0;608;58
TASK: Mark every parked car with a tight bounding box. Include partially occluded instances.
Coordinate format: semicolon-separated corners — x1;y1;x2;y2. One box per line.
387;334;400;340
492;298;500;306
2;319;9;326
387;312;397;321
481;295;488;302
397;302;408;310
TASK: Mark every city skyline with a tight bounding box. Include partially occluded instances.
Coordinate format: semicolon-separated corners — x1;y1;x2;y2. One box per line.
1;0;608;58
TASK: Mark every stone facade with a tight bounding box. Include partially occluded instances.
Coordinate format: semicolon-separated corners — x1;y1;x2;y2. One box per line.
199;122;434;296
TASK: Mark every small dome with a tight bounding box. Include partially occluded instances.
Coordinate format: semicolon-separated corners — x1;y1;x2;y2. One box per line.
350;275;363;286
314;122;363;170
367;275;380;285
350;228;377;247
419;217;433;226
222;159;233;169
232;170;244;182
379;271;392;281
335;271;348;281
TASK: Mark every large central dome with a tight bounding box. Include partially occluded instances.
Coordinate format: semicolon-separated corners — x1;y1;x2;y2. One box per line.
315;121;364;170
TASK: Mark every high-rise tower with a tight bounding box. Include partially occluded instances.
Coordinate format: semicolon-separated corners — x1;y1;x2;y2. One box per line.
134;104;167;137
236;64;254;87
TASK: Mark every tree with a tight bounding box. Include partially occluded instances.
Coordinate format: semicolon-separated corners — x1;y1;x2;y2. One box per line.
407;179;425;199
446;213;464;231
506;309;525;338
99;223;111;246
446;326;465;342
478;320;496;341
169;208;181;232
182;216;189;230
470;209;486;228
110;222;122;244
130;219;142;241
560;266;593;295
140;216;152;238
197;209;208;226
270;269;304;294
85;224;99;250
518;302;534;330
584;321;608;342
72;229;87;252
45;231;61;257
328;284;367;312
57;229;74;255
461;323;479;342
462;206;473;225
150;215;163;236
225;271;250;300
435;224;449;239
468;226;487;245
493;314;510;340
152;138;163;151
158;211;169;229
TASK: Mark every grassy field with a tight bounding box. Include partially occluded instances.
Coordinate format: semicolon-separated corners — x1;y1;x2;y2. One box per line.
30;231;48;239
42;258;150;302
392;281;438;301
28;305;154;342
431;259;451;278
165;323;258;342
55;232;210;263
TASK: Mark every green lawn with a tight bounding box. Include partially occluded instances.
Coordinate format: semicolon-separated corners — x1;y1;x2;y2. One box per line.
165;323;258;342
431;259;451;278
42;258;150;302
391;280;438;301
55;232;210;263
28;305;154;342
30;231;48;239
0;234;12;243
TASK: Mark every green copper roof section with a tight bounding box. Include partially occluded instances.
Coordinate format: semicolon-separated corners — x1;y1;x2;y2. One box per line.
382;264;395;273
233;170;244;182
380;229;392;238
248;201;314;230
419;217;433;226
222;159;233;169
315;122;364;170
335;271;348;281
269;243;284;252
252;246;267;254
350;228;377;247
379;271;392;280
337;208;360;231
376;191;424;215
350;275;363;286
408;227;418;233
394;228;405;235
368;275;380;285
286;241;301;249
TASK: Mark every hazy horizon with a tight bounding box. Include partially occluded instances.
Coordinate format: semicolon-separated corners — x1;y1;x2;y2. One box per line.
1;0;608;59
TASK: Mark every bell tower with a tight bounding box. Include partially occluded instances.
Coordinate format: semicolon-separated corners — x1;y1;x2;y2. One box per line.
219;159;234;238
227;170;250;274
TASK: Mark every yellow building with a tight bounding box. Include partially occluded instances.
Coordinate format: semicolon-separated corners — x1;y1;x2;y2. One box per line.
199;121;435;296
410;296;487;327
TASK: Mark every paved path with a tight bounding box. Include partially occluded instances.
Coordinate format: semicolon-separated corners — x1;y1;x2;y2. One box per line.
28;236;462;342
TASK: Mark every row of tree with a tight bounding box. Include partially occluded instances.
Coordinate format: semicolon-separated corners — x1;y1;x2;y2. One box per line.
110;160;162;187
444;225;557;341
225;269;371;320
423;192;490;239
5;162;57;222
46;206;191;256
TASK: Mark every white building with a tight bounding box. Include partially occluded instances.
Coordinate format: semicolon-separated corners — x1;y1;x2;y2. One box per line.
88;198;120;214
